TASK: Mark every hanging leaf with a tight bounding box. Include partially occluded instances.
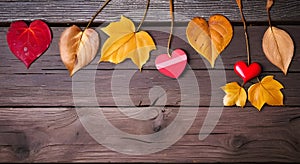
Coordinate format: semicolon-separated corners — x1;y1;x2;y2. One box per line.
100;15;156;70
186;15;233;67
6;20;52;68
59;25;100;76
221;82;247;107
262;26;294;75
248;75;284;111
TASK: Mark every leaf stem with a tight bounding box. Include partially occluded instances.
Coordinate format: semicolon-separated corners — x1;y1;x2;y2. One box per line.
136;0;151;32
241;81;245;87
266;0;273;27
85;0;111;30
236;0;251;65
267;8;272;27
256;77;261;83
167;0;174;57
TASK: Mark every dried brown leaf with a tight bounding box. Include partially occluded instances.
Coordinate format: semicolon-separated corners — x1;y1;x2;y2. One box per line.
59;25;100;76
262;26;294;75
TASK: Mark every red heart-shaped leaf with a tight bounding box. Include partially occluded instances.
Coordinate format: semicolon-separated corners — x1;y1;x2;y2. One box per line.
155;49;187;79
6;20;52;68
234;61;262;83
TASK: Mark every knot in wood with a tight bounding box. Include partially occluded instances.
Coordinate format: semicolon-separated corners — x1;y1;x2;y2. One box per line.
230;135;247;150
13;145;30;160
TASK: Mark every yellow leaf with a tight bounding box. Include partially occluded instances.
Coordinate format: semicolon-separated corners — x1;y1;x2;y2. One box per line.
221;82;247;107
186;15;233;67
59;25;100;76
100;15;156;70
248;75;284;111
262;26;294;75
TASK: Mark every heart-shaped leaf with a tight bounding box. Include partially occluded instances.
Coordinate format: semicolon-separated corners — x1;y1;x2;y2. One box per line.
6;20;52;68
186;15;233;67
100;15;156;70
59;25;100;76
262;26;294;75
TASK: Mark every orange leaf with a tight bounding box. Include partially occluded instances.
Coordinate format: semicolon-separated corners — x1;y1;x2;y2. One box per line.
186;15;233;67
221;82;247;107
248;76;284;111
59;25;99;76
262;26;294;75
99;15;156;70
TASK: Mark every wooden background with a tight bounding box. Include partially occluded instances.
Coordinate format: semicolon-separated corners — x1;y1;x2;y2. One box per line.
0;0;300;162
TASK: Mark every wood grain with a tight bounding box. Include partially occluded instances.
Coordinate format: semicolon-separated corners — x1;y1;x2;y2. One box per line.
0;26;299;72
0;0;300;162
0;70;299;107
0;107;299;162
0;26;299;107
0;0;299;24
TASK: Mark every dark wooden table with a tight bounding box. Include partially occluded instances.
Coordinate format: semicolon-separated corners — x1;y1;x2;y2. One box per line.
0;0;300;162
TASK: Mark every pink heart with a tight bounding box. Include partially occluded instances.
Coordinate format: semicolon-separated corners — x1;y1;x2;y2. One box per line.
155;49;187;78
6;20;52;68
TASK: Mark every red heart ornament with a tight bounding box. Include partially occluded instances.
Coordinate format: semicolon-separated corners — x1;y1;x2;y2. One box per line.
234;61;262;83
6;20;52;68
155;49;187;79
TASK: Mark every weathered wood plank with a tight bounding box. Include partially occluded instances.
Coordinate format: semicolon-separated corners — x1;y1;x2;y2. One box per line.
0;107;299;162
0;70;299;107
0;0;299;24
0;0;299;163
1;25;297;107
0;26;299;72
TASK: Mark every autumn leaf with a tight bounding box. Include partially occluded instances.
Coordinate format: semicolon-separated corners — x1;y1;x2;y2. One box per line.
221;82;247;107
263;0;294;75
99;15;156;70
59;25;99;76
186;15;233;67
248;76;284;111
6;20;52;68
262;26;294;75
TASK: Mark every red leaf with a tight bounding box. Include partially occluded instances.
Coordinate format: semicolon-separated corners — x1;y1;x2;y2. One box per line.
6;20;52;68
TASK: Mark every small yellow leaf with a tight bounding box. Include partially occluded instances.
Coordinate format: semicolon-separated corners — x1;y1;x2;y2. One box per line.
186;15;233;67
221;82;247;107
262;26;294;75
248;75;284;111
100;15;156;70
59;25;99;76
